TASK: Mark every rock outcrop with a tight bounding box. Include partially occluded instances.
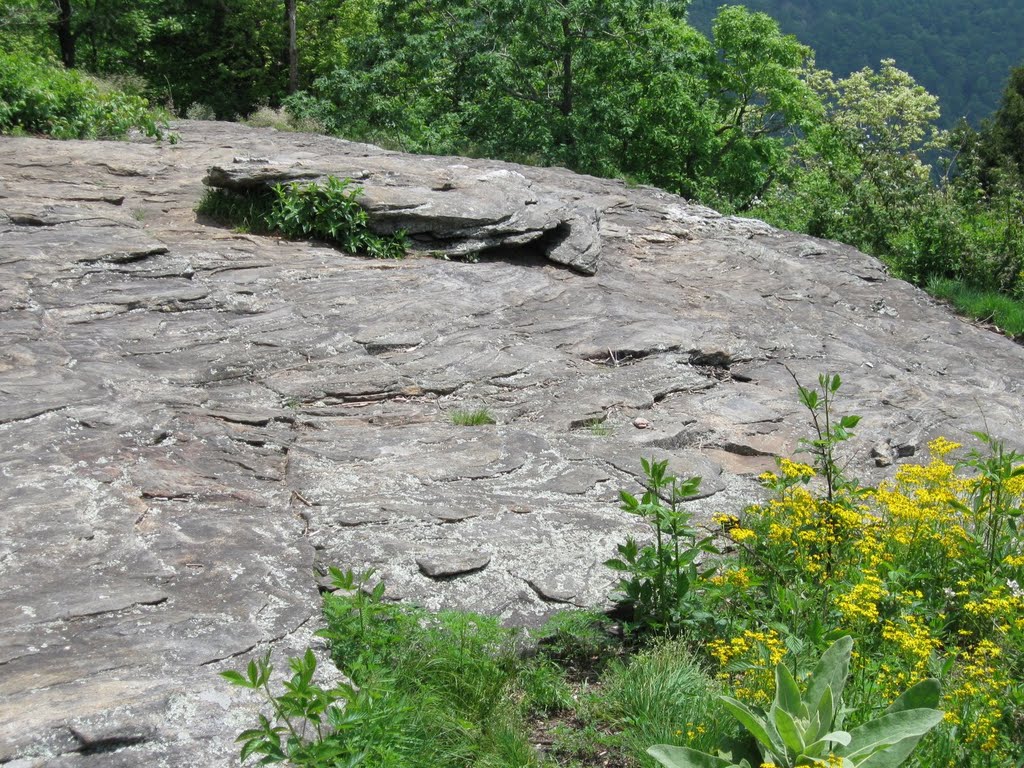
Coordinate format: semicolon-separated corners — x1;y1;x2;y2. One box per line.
1;121;1022;766
205;159;603;274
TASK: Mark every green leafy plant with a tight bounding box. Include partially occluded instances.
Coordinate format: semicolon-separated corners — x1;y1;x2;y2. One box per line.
958;432;1024;572
449;408;495;426
787;370;861;503
196;177;408;259
605;458;717;634
648;636;944;768
220;649;368;766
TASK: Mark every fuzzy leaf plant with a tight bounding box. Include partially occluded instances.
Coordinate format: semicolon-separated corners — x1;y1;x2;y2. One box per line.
649;636;943;768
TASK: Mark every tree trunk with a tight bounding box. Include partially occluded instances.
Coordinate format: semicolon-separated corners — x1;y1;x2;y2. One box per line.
557;16;575;151
285;0;298;94
559;17;573;119
52;0;75;68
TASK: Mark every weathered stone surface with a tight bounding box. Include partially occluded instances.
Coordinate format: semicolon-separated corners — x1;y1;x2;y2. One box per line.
2;121;1024;766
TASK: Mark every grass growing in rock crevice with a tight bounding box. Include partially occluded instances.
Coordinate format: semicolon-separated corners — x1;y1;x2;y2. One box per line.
450;408;496;426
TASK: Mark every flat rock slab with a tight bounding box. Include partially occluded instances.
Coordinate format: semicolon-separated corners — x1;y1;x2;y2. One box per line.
1;121;1023;766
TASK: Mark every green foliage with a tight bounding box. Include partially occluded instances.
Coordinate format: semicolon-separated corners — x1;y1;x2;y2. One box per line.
0;51;171;140
688;0;1024;130
228;567;539;767
288;2;821;211
196;177;408;259
756;60;943;259
988;65;1024;176
959;433;1024;573
757;59;1024;301
605;458;717;634
648;637;944;768
220;649;370;766
242;104;324;134
450;409;496;426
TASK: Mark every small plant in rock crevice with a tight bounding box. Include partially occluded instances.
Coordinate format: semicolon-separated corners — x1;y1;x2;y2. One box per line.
196;175;408;259
449;408;496;426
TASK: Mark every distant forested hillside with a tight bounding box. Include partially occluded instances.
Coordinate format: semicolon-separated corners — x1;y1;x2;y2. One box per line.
688;0;1024;126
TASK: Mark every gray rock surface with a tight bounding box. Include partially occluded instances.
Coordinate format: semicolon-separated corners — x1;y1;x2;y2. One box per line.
1;121;1023;766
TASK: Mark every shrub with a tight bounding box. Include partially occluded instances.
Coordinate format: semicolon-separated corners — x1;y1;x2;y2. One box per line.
196;176;408;259
701;380;1024;766
242;104;325;134
0;52;171;140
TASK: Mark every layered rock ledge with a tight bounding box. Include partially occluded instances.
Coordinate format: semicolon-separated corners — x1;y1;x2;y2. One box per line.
1;121;1022;766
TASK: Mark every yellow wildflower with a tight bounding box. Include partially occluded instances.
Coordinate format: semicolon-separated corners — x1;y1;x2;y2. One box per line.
928;436;961;457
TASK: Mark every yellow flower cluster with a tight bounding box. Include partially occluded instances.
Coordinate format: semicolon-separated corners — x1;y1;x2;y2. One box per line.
1004;473;1024;497
963;585;1024;633
779;458;816;481
749;483;869;581
707;628;786;706
675;722;707;741
877;614;939;699
722;435;1024;763
730;527;757;543
710;566;752;589
927;436;962;457
713;513;741;531
946;640;1011;756
835;574;888;624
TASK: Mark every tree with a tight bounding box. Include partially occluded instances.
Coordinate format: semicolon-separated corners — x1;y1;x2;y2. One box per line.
757;59;944;260
51;0;74;67
988;64;1024;176
285;0;297;93
288;1;820;210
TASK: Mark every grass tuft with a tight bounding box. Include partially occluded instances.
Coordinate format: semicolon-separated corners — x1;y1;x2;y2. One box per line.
450;408;496;426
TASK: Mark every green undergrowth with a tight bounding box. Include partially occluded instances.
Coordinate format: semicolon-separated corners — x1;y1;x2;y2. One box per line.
224;567;731;768
196;176;408;259
0;52;172;140
927;277;1024;338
